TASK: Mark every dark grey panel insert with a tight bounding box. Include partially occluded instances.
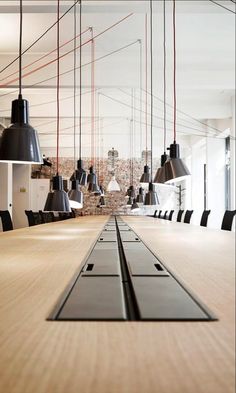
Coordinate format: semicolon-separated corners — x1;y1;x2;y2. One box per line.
98;231;117;242
82;249;121;276
58;277;126;320
120;232;140;242
132;277;209;320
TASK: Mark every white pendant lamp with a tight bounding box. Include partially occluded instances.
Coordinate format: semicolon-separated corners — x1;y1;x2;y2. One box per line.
107;175;120;192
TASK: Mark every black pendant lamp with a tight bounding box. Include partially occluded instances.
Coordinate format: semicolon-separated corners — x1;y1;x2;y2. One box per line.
136;187;144;204
154;0;169;185
131;197;140;212
144;0;159;207
140;15;151;186
44;0;71;212
69;1;83;209
70;0;87;186
99;196;106;207
127;196;132;206
0;0;42;164
164;0;190;183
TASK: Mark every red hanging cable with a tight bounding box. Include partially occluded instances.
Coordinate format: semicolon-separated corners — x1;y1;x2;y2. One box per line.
145;13;148;165
0;28;90;84
173;0;177;142
56;0;60;174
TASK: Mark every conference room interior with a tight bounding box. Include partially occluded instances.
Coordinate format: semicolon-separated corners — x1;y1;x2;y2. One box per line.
0;1;235;393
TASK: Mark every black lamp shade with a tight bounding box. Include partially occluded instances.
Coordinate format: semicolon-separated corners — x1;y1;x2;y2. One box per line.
88;182;100;193
164;142;190;183
75;159;87;185
87;166;97;185
127;196;132;206
154;153;168;184
0;97;42;164
99;196;106;206
44;175;71;212
131;198;140;211
140;164;151;184
129;185;136;198
136;187;144;204
68;180;83;209
144;182;159;206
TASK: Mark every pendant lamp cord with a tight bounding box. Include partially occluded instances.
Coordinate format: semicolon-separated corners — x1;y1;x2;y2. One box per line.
73;1;77;169
91;28;95;166
19;0;22;97
56;0;60;175
150;0;153;180
139;39;142;160
163;0;167;152
145;13;148;166
79;0;82;159
173;0;177;143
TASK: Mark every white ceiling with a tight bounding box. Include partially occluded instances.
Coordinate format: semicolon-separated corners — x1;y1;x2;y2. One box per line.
0;0;235;157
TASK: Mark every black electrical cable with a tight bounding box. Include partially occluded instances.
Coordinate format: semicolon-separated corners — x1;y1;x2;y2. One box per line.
163;0;167;153
208;0;236;14
0;0;81;74
79;0;82;159
19;0;23;96
73;1;77;167
150;0;153;180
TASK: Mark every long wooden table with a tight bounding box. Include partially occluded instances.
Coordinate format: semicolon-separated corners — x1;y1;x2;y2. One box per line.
0;216;235;393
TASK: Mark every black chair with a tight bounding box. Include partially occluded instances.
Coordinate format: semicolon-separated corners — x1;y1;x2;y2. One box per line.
168;210;174;221
163;211;168;220
176;210;184;222
59;212;74;221
25;210;41;226
158;210;162;219
184;210;194;224
200;210;211;227
153;210;158;218
221;210;236;231
39;211;55;224
0;210;13;232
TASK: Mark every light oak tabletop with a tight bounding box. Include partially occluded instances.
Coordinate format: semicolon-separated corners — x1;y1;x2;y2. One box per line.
0;216;235;393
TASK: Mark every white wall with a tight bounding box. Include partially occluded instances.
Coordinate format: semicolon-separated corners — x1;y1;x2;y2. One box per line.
12;165;31;229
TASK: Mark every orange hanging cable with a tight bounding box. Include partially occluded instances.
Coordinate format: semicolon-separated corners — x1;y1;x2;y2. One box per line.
145;13;148;165
0;13;133;89
56;0;60;174
173;0;177;142
0;28;90;84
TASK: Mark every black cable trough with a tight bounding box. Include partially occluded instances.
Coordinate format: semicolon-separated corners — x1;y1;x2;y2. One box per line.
48;216;217;322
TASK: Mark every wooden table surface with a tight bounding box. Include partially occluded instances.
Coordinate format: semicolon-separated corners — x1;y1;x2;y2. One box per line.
0;216;235;393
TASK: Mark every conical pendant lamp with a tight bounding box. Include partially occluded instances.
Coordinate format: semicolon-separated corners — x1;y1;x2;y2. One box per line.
154;1;168;185
131;197;140;212
69;1;83;209
136;187;145;205
99;196;106;207
127;196;132;206
144;0;159;207
44;0;70;212
164;0;190;183
107;175;121;192
140;15;151;186
0;0;42;164
70;0;87;186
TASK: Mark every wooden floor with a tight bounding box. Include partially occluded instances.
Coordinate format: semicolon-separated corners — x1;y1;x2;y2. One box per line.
0;216;235;393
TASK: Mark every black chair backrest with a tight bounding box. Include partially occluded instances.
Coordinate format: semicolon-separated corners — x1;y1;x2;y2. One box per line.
169;210;174;221
39;211;54;224
163;211;168;219
25;210;36;226
184;210;194;224
153;210;157;218
59;212;73;220
221;210;236;231
200;210;211;227
0;210;13;232
158;210;162;218
176;210;184;222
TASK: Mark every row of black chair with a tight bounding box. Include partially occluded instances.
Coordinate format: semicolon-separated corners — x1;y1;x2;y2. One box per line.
153;209;236;231
0;210;76;232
